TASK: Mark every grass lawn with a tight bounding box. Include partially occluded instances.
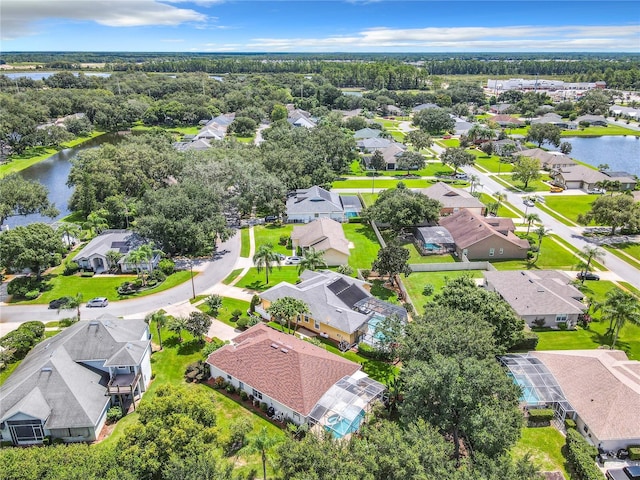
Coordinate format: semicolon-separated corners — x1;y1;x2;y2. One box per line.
252;224;293;256
512;427;568;478
404;242;456;264
402;270;484;308
11;271;193;305
100;323;285;476
222;268;244;285
542;195;595;224
359;193;378;206
535;203;580;227
478;193;520;218
357;163;454;178
333;178;429;189
563;125;640;137
0;362;21;386
233;135;254;143
343;223;381;271
235;266;300;291
240;228;251;257
491;235;579;271
60;211;86;224
494;174;553;193
198;297;251;328
437;138;460;148
471;151;515;173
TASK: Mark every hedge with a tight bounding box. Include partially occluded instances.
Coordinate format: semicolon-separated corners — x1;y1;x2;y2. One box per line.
629;445;640;461
565;418;577;430
528;408;555;422
0;321;46;359
509;331;539;351
565;429;605;480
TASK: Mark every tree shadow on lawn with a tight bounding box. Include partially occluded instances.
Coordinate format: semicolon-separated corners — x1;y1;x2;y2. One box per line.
370;280;399;302
242;280;267;291
178;339;205;355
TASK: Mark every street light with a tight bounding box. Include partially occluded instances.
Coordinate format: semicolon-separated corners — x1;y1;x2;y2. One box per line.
189;260;196;300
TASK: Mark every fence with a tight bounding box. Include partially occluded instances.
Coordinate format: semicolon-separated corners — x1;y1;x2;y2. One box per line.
409;261;496;272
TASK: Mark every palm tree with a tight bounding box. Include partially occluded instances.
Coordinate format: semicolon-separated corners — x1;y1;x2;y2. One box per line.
243;426;280;480
533;226;550;263
146;310;168;350
253;243;281;285
125;248;148;285
298;247;327;274
579;246;604;284
524;213;541;235
597;289;640;349
59;293;83;321
105;249;123;273
266;296;311;333
168;316;188;343
57;223;81;248
83;210;109;237
469;174;481;195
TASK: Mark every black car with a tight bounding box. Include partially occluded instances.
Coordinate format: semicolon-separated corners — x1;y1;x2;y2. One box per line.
576;272;600;281
48;297;70;309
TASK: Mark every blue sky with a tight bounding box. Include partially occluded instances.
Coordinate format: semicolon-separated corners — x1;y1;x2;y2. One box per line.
2;1;639;52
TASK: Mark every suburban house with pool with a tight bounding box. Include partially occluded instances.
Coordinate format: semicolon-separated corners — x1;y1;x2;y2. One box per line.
501;350;640;452
285;186;362;224
290;218;350;266
439;209;530;261
0;316;152;446
257;270;407;349
73;229;160;274
206;323;385;438
483;270;587;328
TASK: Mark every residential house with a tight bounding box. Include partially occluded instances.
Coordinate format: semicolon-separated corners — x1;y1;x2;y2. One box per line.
610;105;640;119
453;117;474;135
530;113;575;129
575;114;608;126
290;218;350;266
206;323;385;436
383;105;403;116
412;103;439;113
517;148;577;170
173;138;212;152
257;270;407;347
374;143;405;171
205;113;235;129
550;166;637;191
420;182;485;216
353;128;382;139
414;226;455;255
74;230;160;273
483;270;586;328
287;108;316;128
439;210;530;260
492;139;521;156
491;114;523;127
194;126;225;141
502;350;640;452
0;316;152;445
285;186;347;224
356;137;395;152
489;104;512;114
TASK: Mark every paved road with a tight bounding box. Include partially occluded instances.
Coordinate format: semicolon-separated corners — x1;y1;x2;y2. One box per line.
460;165;640;290
0;231;241;336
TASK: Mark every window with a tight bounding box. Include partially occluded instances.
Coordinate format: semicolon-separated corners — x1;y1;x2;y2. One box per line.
304;315;309;324
8;420;45;444
555;314;568;323
499;248;504;255
489;248;495;257
227;375;232;380
314;319;320;330
252;389;263;400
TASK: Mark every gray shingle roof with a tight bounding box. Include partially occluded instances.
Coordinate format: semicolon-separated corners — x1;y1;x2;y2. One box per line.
291;218;350;256
420;182;485;210
286;186;344;216
353;128;382;139
74;230;147;262
0;316;149;429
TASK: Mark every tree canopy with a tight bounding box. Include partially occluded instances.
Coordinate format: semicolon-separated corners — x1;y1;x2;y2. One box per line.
440;147;475;174
412;108;455;135
578;194;640;235
0;174;59;225
0;223;65;278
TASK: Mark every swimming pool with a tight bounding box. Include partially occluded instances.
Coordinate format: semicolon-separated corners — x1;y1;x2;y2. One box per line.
424;243;441;251
367;315;386;340
507;373;540;404
325;409;365;438
345;210;359;218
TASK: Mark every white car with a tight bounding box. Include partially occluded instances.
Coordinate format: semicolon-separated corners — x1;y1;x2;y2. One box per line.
285;256;301;265
523;199;535;207
87;297;109;308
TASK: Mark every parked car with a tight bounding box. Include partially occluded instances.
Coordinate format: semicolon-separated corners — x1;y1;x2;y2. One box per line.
285;256;301;265
550;186;564;193
87;297;109;307
576;272;600;281
454;173;468;180
523;199;535;207
587;188;606;194
264;215;278;222
48;297;70;309
606;466;640;480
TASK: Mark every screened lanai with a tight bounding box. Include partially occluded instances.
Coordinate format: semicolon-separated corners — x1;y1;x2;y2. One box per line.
308;371;385;439
500;354;575;421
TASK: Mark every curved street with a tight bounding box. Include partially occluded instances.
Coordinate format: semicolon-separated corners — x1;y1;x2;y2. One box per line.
0;231;241;336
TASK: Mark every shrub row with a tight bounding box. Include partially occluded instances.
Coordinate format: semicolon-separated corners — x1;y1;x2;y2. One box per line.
629;445;640;461
509;331;539;351
565;429;605;480
7;277;46;300
528;408;555;422
0;321;46;360
357;342;392;361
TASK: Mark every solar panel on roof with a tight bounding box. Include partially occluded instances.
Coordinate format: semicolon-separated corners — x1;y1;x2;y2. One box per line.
327;278;350;295
337;284;369;308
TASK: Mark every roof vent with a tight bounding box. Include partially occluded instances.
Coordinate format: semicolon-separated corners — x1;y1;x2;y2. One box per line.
270;343;279;349
41;367;52;373
281;348;289;353
89;321;99;326
537;288;545;293
336;309;343;313
126;343;132;349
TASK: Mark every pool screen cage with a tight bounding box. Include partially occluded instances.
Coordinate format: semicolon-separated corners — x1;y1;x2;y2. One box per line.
354;297;408;346
499;354;575;422
308;371;386;438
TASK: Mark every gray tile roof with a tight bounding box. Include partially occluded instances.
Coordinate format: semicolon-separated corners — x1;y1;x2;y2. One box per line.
261;271;376;334
356;137;394;150
483;270;586;317
74;230;147;262
286;186;344;216
0;316;149;430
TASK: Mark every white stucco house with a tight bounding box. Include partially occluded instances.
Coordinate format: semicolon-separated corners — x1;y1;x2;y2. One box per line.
285;186;347;224
290;218;350;266
74;230;160;273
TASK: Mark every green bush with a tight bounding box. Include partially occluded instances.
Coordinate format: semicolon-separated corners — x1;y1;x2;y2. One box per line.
202;337;227;359
260;402;268;412
348;216;363;223
231;309;243;321
106;406;123;424
7;276;45;299
226;384;236;394
206;294;223;315
629;445;640;460
528;408;555;423
80;271;95;277
0;322;45;359
557;322;568;330
510;331;539;351
240;390;249;401
149;270;166;283
63;261;80;276
158;259;175;275
59;317;77;328
25;290;40;300
565;418;577;430
236;317;249;329
565;429;605;480
278;235;289;246
422;284;434;296
21;321;45;339
184;361;211;383
357;342;392;361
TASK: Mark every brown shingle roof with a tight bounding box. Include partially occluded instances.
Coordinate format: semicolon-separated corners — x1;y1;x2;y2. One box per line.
206;324;360;416
532;350;640;441
439;210;529;250
420;182;485;210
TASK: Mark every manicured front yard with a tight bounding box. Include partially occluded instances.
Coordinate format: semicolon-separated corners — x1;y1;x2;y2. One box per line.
478;193;520;218
562;125;640;137
491;235;579;271
354;163;454;178
240;228;251;257
359;193;378;206
342;223;381;270
198;297;251;328
602;242;640;269
401;270;484;308
234;266;300;291
9;270;194;305
512;427;568;479
541;195;595;224
471;151;515;173
252;224;294;256
492;173;553;193
332;178;429;189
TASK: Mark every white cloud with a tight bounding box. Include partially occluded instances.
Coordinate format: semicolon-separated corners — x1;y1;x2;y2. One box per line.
247;24;640;51
1;0;207;40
